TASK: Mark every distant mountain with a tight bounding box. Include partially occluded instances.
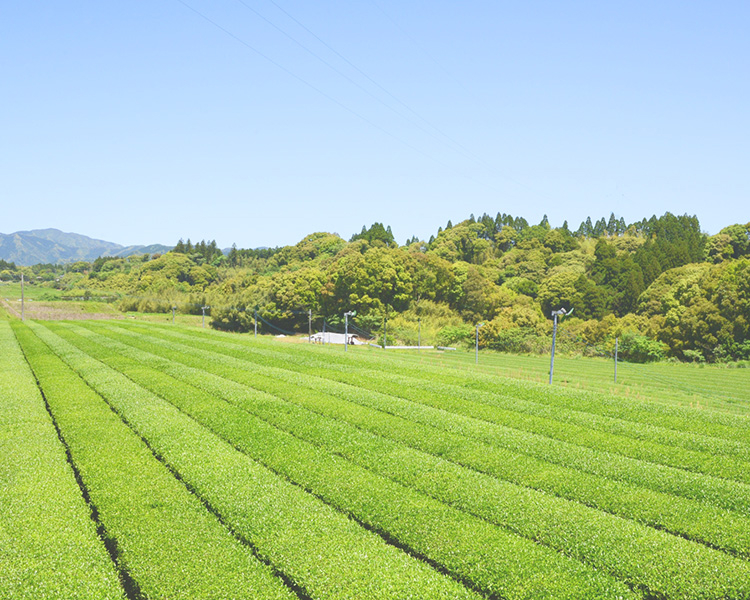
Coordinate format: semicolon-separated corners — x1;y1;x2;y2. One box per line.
0;229;172;266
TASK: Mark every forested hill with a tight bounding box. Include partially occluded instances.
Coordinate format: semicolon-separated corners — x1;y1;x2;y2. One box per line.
4;213;750;363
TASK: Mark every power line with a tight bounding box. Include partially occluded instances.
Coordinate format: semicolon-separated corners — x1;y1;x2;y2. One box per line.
235;0;405;108
174;0;464;175
322;319;343;334
258;0;493;168
256;311;297;336
348;322;373;339
366;0;548;198
368;0;457;86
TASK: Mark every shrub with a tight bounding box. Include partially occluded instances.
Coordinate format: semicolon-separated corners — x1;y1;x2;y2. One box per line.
482;326;548;354
682;349;706;363
618;333;667;363
210;306;254;333
437;324;473;347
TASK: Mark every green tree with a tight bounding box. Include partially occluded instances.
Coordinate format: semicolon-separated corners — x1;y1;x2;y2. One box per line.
572;275;609;320
349;223;397;248
590;240;644;316
704;234;735;263
404;252;455;305
495;226;517;253
428;222;493;264
537;271;579;318
618;333;667;363
330;247;412;315
715;223;750;259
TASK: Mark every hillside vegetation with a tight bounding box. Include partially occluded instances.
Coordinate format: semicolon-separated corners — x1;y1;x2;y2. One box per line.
2;213;749;362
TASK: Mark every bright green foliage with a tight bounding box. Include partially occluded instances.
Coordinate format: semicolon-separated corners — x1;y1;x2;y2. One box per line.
0;322;124;600
129;324;750;514
13;323;294;600
27;322;482;600
62;321;750;599
51;323;635;600
705;223;750;263
428;222;493;264
617;332;668;362
273;231;347;265
8;211;749;362
220;336;750;485
350;222;397;247
639;259;750;361
330;246;414;314
538;270;580;316
8;317;750;599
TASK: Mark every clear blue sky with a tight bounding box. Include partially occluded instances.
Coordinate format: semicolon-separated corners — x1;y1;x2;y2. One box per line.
2;1;748;248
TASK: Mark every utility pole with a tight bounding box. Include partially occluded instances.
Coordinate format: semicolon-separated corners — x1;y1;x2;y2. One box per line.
549;307;573;384
21;272;25;321
201;305;210;328
254;308;258;339
344;311;355;352
308;309;312;343
475;322;484;364
614;337;619;383
383;316;387;349
418;317;421;352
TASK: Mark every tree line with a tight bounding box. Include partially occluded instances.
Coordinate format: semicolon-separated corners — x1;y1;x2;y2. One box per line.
3;213;749;363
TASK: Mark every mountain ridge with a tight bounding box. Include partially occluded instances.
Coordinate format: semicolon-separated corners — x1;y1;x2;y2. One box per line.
0;228;172;266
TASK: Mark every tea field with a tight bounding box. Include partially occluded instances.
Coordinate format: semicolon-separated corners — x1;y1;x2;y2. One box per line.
3;318;750;599
404;347;750;415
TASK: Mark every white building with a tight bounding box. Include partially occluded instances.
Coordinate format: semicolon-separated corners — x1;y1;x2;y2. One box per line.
307;332;364;345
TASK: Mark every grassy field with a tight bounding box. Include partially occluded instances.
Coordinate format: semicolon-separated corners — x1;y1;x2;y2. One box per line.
3;317;750;599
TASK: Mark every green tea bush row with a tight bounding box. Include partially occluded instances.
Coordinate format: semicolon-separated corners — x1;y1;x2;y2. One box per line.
135;320;750;441
311;335;750;440
59;323;750;599
81;321;750;544
347;358;750;459
164;322;750;462
142;327;750;481
119;321;750;463
0;322;124;600
298;361;750;483
94;322;750;517
14;323;294;600
58;325;635;600
30;322;482;600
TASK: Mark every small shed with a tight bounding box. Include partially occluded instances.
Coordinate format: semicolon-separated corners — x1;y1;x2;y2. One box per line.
307;332;363;345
